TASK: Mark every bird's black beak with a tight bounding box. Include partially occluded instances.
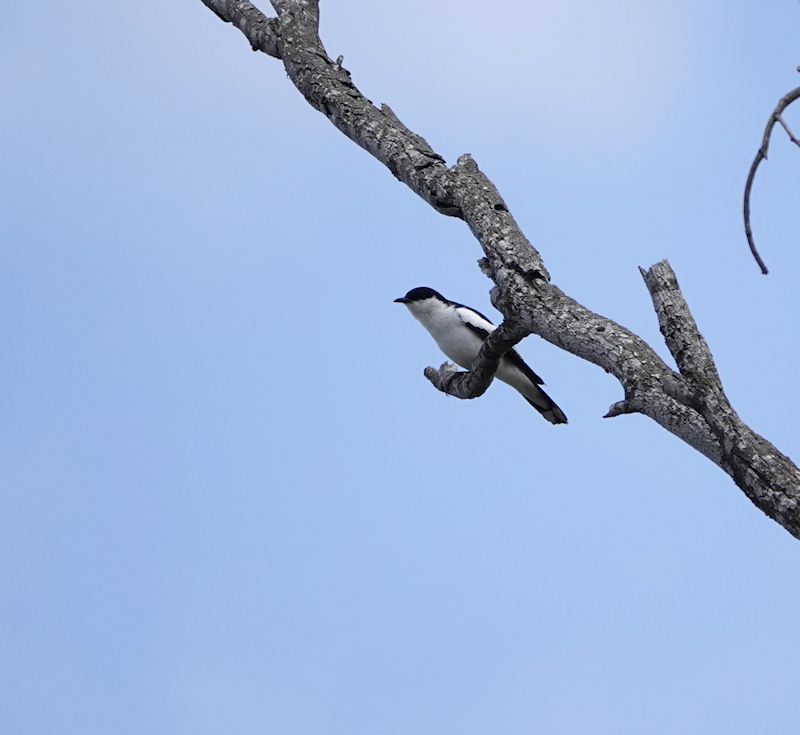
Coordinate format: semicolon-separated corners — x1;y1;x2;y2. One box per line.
394;297;409;304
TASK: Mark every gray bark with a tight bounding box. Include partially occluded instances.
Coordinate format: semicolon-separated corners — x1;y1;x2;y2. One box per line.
199;0;800;540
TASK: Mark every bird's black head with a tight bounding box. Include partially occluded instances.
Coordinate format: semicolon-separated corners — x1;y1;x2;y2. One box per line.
393;287;445;304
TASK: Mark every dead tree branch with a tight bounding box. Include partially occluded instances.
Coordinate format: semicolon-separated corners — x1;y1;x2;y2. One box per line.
199;0;800;539
743;83;800;274
642;262;800;533
423;319;530;400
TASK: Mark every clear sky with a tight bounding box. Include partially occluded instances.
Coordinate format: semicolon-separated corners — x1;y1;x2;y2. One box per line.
2;1;800;733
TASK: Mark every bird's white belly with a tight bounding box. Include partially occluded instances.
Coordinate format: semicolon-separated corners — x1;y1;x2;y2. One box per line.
438;334;531;398
430;327;483;369
433;326;530;393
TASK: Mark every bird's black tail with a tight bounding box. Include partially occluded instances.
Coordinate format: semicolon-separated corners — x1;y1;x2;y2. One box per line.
524;386;568;425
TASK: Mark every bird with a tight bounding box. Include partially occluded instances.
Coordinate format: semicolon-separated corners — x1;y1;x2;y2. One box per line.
394;287;567;424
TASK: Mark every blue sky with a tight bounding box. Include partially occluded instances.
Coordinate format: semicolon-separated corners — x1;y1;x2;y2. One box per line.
2;1;800;733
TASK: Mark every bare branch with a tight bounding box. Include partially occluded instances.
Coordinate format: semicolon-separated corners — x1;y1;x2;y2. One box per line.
743;84;800;275
604;401;636;418
423;320;530;400
200;0;280;57
642;261;800;536
640;262;721;386
199;0;800;539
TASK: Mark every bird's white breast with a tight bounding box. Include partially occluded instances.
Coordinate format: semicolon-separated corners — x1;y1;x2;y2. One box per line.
407;298;486;369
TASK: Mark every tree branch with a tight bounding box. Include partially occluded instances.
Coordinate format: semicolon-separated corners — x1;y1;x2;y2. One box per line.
199;0;800;539
640;262;721;388
642;261;800;536
743;84;800;275
200;0;280;57
423;320;530;400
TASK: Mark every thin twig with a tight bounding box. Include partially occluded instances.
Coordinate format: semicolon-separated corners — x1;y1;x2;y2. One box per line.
775;114;800;148
743;84;800;275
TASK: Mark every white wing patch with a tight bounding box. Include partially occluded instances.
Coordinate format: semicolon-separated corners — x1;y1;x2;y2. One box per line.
454;304;545;386
454;306;496;338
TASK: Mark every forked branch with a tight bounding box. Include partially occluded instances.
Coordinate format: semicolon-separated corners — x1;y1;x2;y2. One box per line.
642;263;800;535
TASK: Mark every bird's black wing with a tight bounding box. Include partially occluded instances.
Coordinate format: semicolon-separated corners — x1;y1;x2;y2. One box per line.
504;346;545;385
454;305;544;386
